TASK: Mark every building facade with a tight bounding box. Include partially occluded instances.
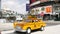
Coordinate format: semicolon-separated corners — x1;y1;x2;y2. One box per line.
30;0;60;20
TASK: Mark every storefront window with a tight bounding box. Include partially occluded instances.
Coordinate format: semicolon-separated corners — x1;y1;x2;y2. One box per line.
41;7;45;11
54;6;60;11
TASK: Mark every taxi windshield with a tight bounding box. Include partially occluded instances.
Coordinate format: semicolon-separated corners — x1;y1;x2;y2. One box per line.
24;20;31;22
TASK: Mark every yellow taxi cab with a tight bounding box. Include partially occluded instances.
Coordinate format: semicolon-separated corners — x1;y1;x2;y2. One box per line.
13;18;46;34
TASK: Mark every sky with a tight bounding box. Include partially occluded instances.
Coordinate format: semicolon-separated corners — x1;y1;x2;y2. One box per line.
1;0;29;14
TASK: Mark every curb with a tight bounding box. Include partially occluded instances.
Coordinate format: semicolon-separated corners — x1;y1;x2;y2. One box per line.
44;21;60;23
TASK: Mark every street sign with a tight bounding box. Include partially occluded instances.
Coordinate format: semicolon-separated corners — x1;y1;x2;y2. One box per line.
26;4;30;11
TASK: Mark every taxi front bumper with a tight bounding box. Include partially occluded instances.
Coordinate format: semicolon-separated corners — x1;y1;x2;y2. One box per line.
15;26;26;32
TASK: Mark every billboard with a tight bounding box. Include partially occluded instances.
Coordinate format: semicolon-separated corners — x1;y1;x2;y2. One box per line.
30;0;56;4
40;0;48;2
30;0;36;4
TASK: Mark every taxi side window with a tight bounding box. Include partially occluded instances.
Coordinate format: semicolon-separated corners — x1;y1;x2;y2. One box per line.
32;20;34;22
32;20;38;22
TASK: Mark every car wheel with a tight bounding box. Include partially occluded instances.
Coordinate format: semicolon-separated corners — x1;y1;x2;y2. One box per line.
26;28;31;34
40;27;44;31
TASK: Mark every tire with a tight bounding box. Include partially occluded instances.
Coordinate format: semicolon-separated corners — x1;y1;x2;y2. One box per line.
26;28;31;34
40;27;44;31
15;31;19;33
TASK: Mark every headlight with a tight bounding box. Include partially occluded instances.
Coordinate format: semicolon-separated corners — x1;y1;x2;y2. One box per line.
16;26;21;29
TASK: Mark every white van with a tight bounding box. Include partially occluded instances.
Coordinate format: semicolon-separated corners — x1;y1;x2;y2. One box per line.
0;19;14;31
16;16;23;20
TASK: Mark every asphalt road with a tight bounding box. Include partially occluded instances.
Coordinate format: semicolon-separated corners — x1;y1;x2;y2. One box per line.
1;22;60;34
2;24;60;34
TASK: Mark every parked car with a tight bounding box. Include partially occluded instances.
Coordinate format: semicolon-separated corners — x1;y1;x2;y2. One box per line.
13;19;46;34
0;19;14;31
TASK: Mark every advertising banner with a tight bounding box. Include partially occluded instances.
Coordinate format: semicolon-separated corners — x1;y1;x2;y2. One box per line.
30;0;36;4
45;5;52;14
40;0;48;2
46;6;52;13
26;4;30;11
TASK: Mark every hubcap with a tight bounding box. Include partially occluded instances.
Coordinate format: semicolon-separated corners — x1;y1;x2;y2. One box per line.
27;29;31;33
41;27;44;30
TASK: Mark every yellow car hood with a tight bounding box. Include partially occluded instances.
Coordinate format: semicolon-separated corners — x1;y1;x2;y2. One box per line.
16;21;27;26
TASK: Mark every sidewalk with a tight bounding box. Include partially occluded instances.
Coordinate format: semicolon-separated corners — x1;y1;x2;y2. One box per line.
44;20;60;23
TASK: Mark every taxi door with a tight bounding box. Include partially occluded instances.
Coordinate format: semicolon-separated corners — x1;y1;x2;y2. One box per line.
31;20;37;29
34;20;41;29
